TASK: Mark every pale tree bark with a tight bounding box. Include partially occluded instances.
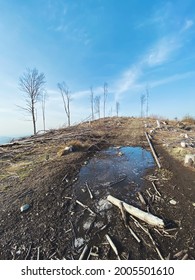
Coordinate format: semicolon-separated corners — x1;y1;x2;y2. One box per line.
103;82;108;118
19;68;46;135
42;90;47;132
58;82;72;126
116;101;120;117
94;95;101;119
140;93;146;118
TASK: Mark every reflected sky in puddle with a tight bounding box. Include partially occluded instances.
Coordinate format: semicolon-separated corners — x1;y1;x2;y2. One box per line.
74;147;155;202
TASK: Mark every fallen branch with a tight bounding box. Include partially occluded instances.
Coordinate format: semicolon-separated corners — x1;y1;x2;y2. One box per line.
107;195;165;228
151;182;161;197
105;234;120;260
119;202;140;243
130;215;164;260
137;192;147;205
86;182;94;199
76;200;96;216
145;132;161;169
79;245;89;260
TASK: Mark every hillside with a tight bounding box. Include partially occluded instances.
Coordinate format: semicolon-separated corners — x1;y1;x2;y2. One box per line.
0;117;194;260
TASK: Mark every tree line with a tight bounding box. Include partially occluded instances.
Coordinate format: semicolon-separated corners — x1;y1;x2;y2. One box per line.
18;68;121;135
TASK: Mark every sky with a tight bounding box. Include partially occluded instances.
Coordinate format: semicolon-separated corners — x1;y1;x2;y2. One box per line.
0;0;195;137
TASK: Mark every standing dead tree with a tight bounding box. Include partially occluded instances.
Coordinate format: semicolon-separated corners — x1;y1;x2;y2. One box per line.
90;86;94;120
140;93;146;118
94;95;101;119
19;68;46;135
58;82;72;127
103;82;108;118
146;86;149;118
116;101;120;117
42;90;47;132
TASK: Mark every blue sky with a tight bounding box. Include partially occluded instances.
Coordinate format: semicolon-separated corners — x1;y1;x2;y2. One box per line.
0;0;195;136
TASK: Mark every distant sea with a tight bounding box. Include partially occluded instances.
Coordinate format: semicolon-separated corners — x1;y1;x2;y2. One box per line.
0;136;13;145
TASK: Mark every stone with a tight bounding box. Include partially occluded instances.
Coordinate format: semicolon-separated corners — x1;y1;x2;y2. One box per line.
20;204;30;212
169;199;177;205
97;199;112;211
180;140;187;148
184;154;195;166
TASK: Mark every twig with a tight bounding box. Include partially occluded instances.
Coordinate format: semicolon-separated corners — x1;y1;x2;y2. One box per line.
127;225;141;243
105;234;120;260
86;182;93;199
146;189;152;198
37;247;40;260
119;202;140;243
182;253;188;260
137;192;147;205
79;245;89;260
25;243;32;260
119;201;127;226
130;215;164;260
151;182;161;197
76;200;96;216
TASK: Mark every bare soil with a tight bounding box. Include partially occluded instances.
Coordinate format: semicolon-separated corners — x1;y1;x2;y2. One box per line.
0;117;194;260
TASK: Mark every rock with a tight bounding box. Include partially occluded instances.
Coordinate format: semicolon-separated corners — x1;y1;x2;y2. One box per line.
180;140;187;148
20;204;30;212
83;217;94;230
184;154;195;166
169;199;177;205
97;199;112;211
192;203;195;207
59;146;73;156
74;237;84;248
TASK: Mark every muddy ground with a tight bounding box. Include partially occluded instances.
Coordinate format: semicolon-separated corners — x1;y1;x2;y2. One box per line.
0;117;194;260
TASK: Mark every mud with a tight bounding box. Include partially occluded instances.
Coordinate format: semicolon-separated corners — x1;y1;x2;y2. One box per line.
0;117;194;260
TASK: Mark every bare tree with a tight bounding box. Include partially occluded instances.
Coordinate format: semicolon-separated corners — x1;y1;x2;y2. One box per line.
103;82;108;118
58;82;72;126
19;68;46;135
90;86;94;120
42;90;47;132
116;101;120;117
94;95;101;119
146;86;149;118
140;93;146;118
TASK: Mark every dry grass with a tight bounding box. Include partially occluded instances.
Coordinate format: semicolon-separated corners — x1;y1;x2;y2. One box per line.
182;115;195;124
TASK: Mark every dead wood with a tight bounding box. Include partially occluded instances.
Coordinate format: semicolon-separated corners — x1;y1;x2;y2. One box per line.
107;195;165;228
130;215;164;260
105;234;120;260
119;201;140;242
145;132;161;169
151;182;161;197
86;182;94;199
76;200;96;216
137;192;147;205
79;245;89;260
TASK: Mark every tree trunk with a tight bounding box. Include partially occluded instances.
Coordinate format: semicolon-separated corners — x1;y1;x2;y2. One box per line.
32;104;36;135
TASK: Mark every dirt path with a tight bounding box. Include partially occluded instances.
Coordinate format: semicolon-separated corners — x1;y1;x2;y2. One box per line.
0;117;194;260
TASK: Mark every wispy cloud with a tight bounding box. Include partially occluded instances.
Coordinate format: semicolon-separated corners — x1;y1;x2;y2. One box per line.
181;19;194;32
144;37;181;67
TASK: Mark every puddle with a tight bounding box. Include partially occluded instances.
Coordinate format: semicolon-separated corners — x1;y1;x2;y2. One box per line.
73;146;155;203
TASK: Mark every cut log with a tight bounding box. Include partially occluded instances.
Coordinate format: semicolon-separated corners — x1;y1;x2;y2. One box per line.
107;195;165;228
145;132;161;169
